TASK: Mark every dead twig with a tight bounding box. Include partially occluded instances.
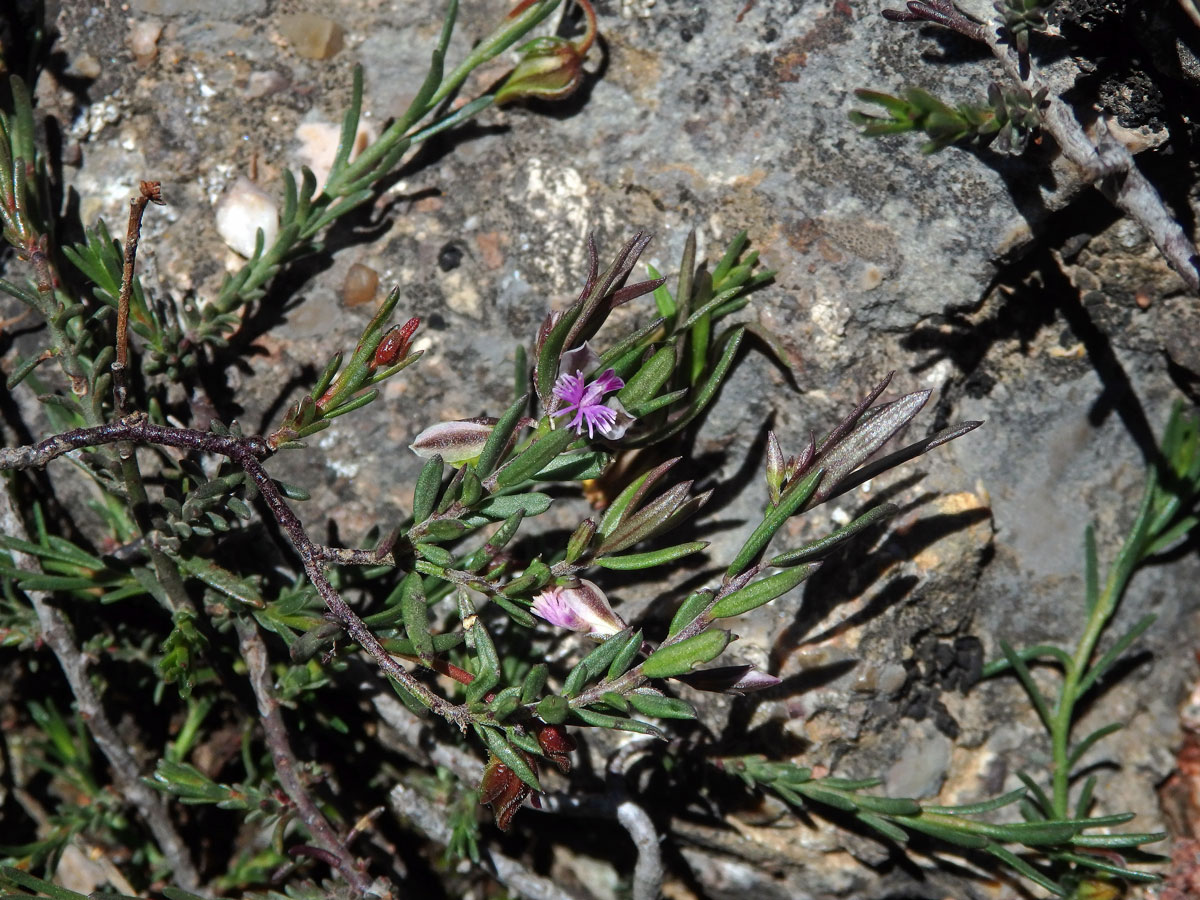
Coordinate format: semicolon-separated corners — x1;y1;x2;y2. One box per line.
883;0;1200;291
0;413;469;728
0;484;202;891
113;181;163;414
235;617;377;895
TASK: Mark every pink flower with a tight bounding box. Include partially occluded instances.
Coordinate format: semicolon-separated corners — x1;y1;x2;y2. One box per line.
530;579;626;639
552;367;625;438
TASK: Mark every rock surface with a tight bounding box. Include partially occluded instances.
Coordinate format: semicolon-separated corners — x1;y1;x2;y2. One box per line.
8;0;1200;897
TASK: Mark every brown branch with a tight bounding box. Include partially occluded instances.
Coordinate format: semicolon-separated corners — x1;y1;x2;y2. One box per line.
0;483;201;889
114;181;163;414
979;29;1200;291
0;414;470;728
235;617;376;895
882;1;1200;291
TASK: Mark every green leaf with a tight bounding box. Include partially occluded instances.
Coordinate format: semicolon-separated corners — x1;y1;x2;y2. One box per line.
617;344;676;408
709;563;816;619
636;326;745;444
0;867;91;900
598;458;679;538
537;695;569;724
496;426;576;488
521;664;549;703
607;629;644;679
492;594;536;628
769;504;897;567
563;627;635;697
727;466;824;577
570;707;664;736
646;263;675;319
595;541;707;570
179;556;265;608
668;589;714;637
399;572;434;661
479;726;541;792
476;393;528;477
475;492;552;520
530;449;610;481
413;454;445;522
465;621;501;704
983;845;1066;896
627;691;696;719
1076;613;1156;697
642;629;731;679
1000;641;1054;732
857;812;910;843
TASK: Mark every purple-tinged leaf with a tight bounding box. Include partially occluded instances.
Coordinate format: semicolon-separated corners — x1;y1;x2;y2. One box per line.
811;389;931;505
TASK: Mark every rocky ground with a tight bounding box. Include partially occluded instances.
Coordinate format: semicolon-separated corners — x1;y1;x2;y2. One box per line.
3;0;1200;898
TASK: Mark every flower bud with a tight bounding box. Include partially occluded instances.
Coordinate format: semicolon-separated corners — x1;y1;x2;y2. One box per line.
371;316;420;369
673;665;781;695
535;723;576;773
479;753;534;831
410;418;496;466
565;517;597;563
495;37;584;106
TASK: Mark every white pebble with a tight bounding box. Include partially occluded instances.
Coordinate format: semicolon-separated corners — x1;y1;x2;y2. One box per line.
214;176;278;258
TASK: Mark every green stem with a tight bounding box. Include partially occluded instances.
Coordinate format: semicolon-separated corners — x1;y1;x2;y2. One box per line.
1048;469;1157;816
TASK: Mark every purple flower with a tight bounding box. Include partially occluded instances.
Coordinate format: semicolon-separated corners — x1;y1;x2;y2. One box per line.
530;579;626;639
552;367;625;438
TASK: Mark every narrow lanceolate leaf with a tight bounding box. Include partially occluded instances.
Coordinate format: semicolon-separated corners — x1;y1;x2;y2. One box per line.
727;466;824;577
770;504;897;567
642;629;731;679
563;627;635;696
627;691;697;719
476;393;529;477
668;589;714;636
399;572;433;662
820;419;983;503
607;629;644;679
618;344;676;408
474;492;553;520
521;664;549;703
638;326;745;444
598;457;681;539
596;481;694;555
710;564;816;619
479;726;541;792
496;426;576;488
595;541;708;571
412;454;444;522
571;707;664;737
814;389;930;503
466;621;501;704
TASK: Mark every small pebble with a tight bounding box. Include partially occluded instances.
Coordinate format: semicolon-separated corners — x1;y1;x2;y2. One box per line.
438;242;464;272
129;19;163;67
279;13;344;60
245;69;288;100
343;262;379;307
71;53;103;79
214;177;279;259
295;120;373;189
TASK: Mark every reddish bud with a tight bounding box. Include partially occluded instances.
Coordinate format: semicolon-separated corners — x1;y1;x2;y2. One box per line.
479;752;537;831
535;724;577;774
372;316;420;369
